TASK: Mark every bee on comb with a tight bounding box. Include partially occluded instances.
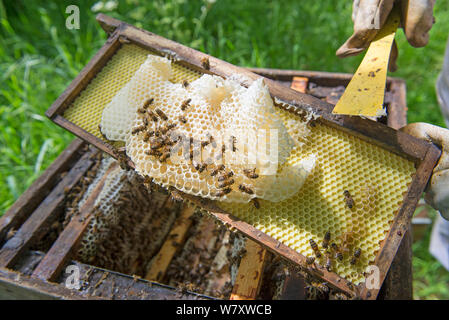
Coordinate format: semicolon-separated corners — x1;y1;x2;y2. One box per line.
181;98;191;111
143;98;154;109
155;108;168;121
243;168;259;179
238;184;254;195
201;56;210;70
210;164;225;177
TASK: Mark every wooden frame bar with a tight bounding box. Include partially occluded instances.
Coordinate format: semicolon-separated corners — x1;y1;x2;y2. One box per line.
230;240;268;300
31;162;118;281
0;139;86;244
145;205;196;282
41;14;440;299
0;148;98;269
2;250;212;300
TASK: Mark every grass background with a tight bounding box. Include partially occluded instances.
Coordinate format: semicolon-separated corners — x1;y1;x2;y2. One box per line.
1;0;448;299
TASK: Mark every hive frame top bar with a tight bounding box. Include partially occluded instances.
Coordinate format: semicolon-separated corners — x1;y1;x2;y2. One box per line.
45;14;441;299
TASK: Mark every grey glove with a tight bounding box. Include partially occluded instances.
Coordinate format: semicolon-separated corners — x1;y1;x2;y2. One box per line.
400;122;449;220
337;0;435;71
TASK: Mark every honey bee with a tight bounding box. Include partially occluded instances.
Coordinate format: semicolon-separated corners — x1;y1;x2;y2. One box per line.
131;125;146;135
143;130;154;142
155;108;168;121
198;163;207;173
179;115;187;124
201;56;210;70
150;137;164;149
160;123;177;135
201;140;210;148
316;282;330;295
210;164;225;176
193;162;207;173
323;231;331;249
181;98;192;111
238;184;254;195
350;248;361;265
137;107;146;114
343;190;355;209
159;151;171;162
147;110;159;122
243;168;259;179
143;98;154;109
218;171;234;181
182;80;189;88
162;136;174;146
251;198;260;209
218;179;234;189
170;189;184;203
214;187;232;197
309;239;322;258
306;256;315;265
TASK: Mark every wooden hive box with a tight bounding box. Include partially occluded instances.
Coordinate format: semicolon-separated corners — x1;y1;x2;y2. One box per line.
0;15;440;300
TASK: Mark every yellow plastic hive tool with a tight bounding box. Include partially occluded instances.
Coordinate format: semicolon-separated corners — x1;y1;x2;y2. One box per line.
332;9;400;117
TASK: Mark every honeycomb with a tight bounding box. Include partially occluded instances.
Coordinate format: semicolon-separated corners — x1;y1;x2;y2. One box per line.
77;155;177;275
62;44;416;284
100;55;314;203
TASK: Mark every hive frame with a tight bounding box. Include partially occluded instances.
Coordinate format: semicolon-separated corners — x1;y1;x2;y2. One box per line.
45;14;440;299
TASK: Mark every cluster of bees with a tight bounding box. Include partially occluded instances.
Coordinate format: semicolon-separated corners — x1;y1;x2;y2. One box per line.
128;95;261;208
306;230;362;273
304;190;362;272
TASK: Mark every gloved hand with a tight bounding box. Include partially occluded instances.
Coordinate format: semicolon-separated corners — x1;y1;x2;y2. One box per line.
337;0;435;71
400;123;449;220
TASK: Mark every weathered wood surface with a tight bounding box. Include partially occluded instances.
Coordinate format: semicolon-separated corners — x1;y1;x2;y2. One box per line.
0;266;97;300
378;224;413;300
290;76;308;94
230;240;268;300
0;250;212;300
145;205;195;282
31;162;119;282
57;260;212;300
387;80;408;130
277;272;307;300
0;149;98;269
0;139;86;245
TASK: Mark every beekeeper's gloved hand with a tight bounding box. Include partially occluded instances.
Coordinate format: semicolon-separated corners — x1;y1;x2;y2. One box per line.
400;123;449;220
336;0;435;71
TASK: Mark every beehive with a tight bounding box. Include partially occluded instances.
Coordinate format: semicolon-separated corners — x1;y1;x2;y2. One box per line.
62;43;416;285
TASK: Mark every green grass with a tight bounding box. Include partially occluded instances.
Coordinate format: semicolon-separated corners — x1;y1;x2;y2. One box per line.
1;0;449;299
413;207;449;299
